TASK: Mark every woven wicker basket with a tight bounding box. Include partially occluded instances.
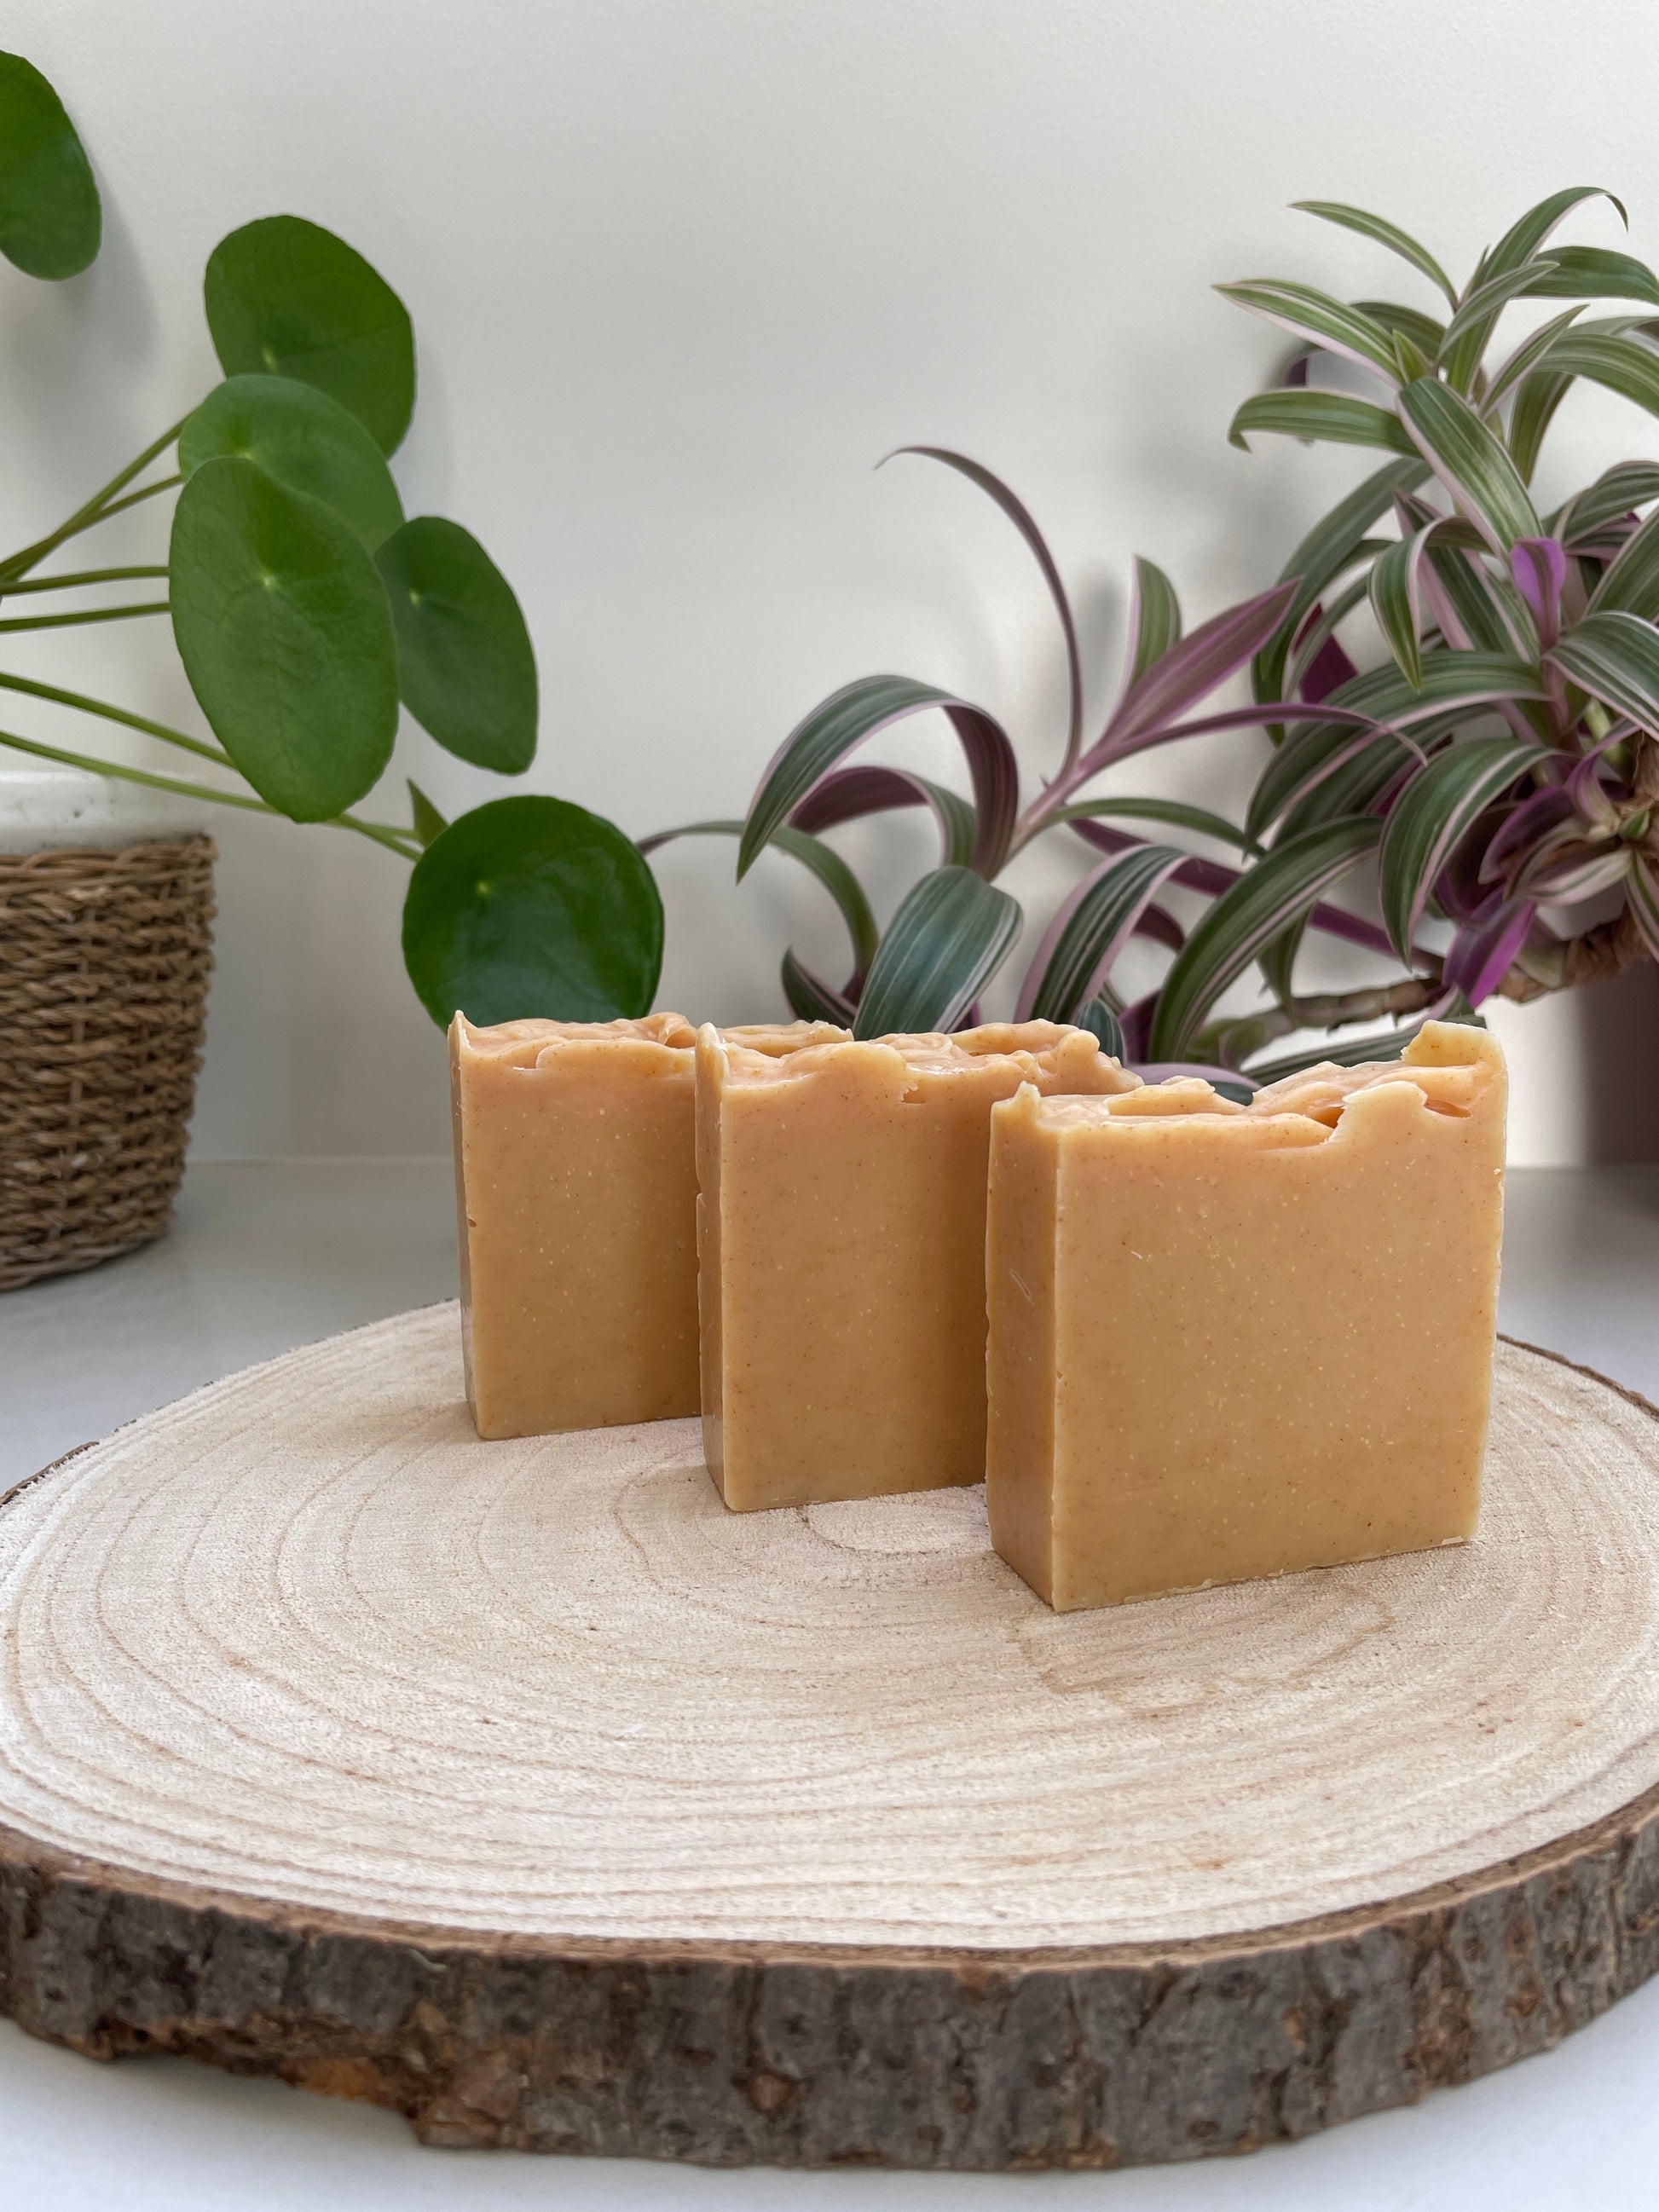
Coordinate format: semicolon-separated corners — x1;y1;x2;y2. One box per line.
0;835;216;1291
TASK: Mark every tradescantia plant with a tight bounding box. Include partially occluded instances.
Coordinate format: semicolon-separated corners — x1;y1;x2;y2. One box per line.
0;53;662;1030
662;188;1659;1083
647;448;1426;1085
1211;187;1659;1062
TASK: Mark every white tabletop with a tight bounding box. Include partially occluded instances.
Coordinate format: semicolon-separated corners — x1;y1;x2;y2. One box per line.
3;1161;1658;2212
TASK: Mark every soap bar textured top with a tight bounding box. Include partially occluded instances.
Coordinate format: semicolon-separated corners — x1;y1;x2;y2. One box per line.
697;1021;1138;1512
986;1021;1508;1612
451;1014;845;1439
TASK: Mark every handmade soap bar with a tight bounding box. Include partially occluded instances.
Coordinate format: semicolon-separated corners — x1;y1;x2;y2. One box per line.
986;1021;1507;1611
697;1022;1138;1510
451;1014;844;1439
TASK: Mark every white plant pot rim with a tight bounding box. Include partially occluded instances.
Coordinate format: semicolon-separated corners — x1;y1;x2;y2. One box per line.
0;765;215;855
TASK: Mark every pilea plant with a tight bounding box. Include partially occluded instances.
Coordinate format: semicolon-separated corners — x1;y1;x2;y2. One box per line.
666;188;1659;1083
0;52;662;1030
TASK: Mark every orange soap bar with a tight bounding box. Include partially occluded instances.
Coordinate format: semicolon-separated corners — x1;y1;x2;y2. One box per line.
450;1014;844;1438
986;1021;1508;1611
696;1021;1138;1511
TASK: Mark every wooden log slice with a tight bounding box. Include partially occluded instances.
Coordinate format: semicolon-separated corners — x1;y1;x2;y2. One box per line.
3;1308;1659;2170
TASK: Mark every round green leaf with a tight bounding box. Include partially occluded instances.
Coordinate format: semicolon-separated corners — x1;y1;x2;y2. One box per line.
180;375;403;549
169;456;399;822
204;216;415;454
376;517;537;773
0;53;100;279
402;795;663;1027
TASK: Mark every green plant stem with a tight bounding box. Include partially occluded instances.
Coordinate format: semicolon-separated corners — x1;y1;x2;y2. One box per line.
84;476;183;524
0;724;276;815
0;566;171;597
0;668;245;766
0;672;422;851
0;420;188;583
0;717;424;861
0;602;169;634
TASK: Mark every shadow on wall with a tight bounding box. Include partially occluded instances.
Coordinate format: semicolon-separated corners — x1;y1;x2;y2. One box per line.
1581;965;1659;1164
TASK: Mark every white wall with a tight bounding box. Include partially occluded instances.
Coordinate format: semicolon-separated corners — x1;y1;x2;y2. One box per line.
3;0;1657;1164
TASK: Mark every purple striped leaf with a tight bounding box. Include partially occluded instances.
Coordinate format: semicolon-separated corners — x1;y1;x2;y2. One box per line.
1478;783;1577;883
1511;537;1568;648
639;816;878;986
882;447;1084;773
1514;840;1633;904
1094;581;1301;762
739;674;1018;883
1444;899;1537;1005
788;763;976;869
1564;742;1624;830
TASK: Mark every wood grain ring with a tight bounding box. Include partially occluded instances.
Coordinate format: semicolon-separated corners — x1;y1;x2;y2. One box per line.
2;1311;1657;2171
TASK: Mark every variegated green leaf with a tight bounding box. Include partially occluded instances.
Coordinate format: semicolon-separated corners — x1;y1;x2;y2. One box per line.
1356;300;1448;356
1147;817;1383;1061
1521;245;1659;306
739;673;1017;882
1291;201;1457;305
1508;367;1573;484
780;947;855;1026
1628;855;1659;964
1053;795;1257;852
1482;305;1587;413
1378;736;1546;959
1018;845;1188;1023
852;865;1021;1039
1367;534;1425;688
1228;390;1416;454
1480;187;1627;280
1285;570;1376;693
1439;261;1561;392
1280;730;1432;839
1397;378;1540;548
1248;648;1544;839
1251;459;1430;706
1216;280;1402;380
1257;915;1306;1010
1587;506;1659;619
1548;609;1659;731
1077;997;1126;1058
1419;531;1531;656
1537;332;1659;431
1128;556;1182;686
640;817;878;981
1552;462;1659;545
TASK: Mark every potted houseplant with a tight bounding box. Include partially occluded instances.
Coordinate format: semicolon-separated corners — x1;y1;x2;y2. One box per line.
658;188;1659;1089
0;52;662;1284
